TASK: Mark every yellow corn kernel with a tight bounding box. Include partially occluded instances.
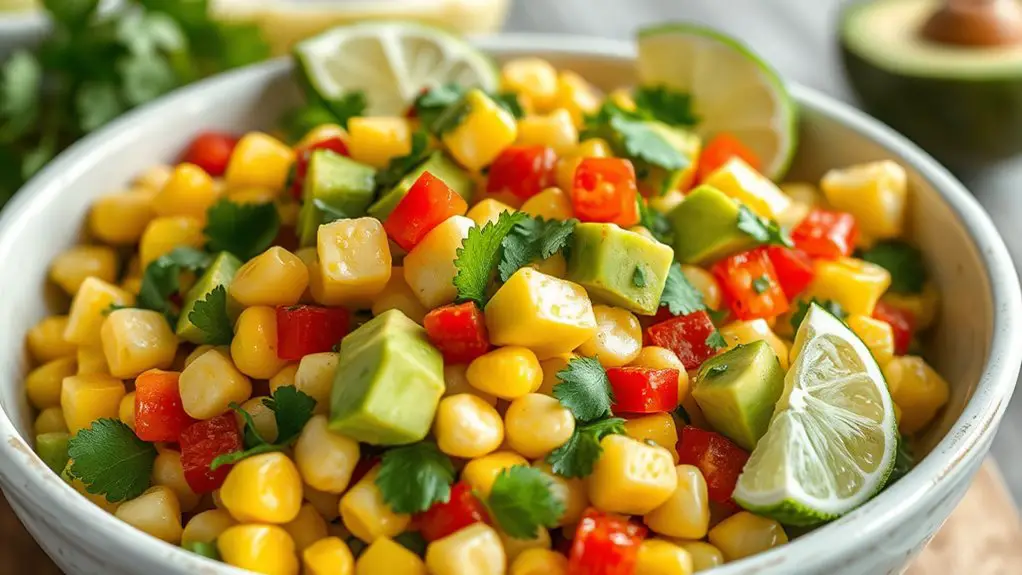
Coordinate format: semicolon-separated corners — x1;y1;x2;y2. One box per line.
237;396;279;443
114;485;183;543
434;394;504;458
881;282;939;331
226;186;277;205
466;346;543;400
314;218;392;307
218;524;299;575
34;406;68;435
718;319;789;370
624;413;679;463
608;88;636;111
702;158;791;220
510;548;569;575
371;267;429;324
501;58;559;111
356;536;427;575
225;132;294;191
348;117;412;169
533;462;588;527
63;460;120;513
521;187;573;220
340;467;411;542
26;356;76;409
588;435;678;515
89;189;155;245
442;90;518;171
99;308;178;378
577;305;643;368
644;465;710;539
269;362;298;393
138;216;204;268
231;247;309;307
61;373;125;433
462;452;529;497
467;198;516;226
295;352;339;413
555;137;613;191
443;364;498;405
708;512;788;561
296;123;348;149
295;414;360;493
283;503;328;553
118;392;136;430
846;314;895;366
517;109;579;154
277;198;302;228
179;347;252;419
804;257;891;316
425;523;506;575
554;71;601;127
629;347;692;404
536;354;573;396
304;486;341;522
49;245;118;296
26;315;76;363
404;215;475;309
134;165;172;193
182;509;237;545
504;393;575;458
304;536;355;575
153;163;219;220
120;276;142;295
76;344;107;375
821;160;907;240
151;449;200;512
676;541;724;572
629;226;658;242
529;252;567;278
635;539;694;575
220;452;303;524
231;306;289;379
650;189;685;215
485;268;598;359
499;527;551;563
680;265;722;311
884;355;950;434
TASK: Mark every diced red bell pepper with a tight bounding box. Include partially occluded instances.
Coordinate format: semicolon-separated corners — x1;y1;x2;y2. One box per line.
571;157;639;226
179;413;243;493
873;301;915;355
676;426;749;509
423;302;491;364
133;369;196;442
712;248;790;320
695;132;761;183
182;132;238;177
766;246;815;299
487;145;558;201
416;481;491;542
607;367;680;414
791;208;859;259
289;137;350;199
384;172;469;251
276;305;350;361
645;310;719;370
568;508;647;575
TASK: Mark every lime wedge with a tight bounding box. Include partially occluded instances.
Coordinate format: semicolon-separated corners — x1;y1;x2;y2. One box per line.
732;303;898;525
636;24;798;180
293;21;499;116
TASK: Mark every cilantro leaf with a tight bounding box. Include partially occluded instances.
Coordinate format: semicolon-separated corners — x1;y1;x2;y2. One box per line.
76;82;125;132
119;51;178;106
609;115;687;171
789;298;847;333
660;263;706;316
0;51;42;142
498;216;577;282
633;86;698;127
44;0;100;24
859;240;926;294
632;267;647;288
188;285;233;344
413;84;464;129
553;356;614;422
204;198;280;261
374;130;431;191
323;92;367;129
705;330;727;350
487;465;564;539
376;441;456;514
210;386;316;470
431;93;471;136
636;198;674;245
492;91;525;119
751;275;771;294
393;531;428;556
736;205;793;248
281;102;340;144
67;419;157;503
137;247;212;321
454;211;528;306
545;418;626;478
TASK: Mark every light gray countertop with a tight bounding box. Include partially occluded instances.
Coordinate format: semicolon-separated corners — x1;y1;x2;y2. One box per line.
505;0;1022;503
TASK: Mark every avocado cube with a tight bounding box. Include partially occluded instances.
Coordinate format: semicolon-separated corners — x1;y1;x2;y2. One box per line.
367;152;474;221
668;185;757;265
297;150;377;246
692;340;784;451
640;123;699;195
176;252;243;343
35;432;70;474
566;223;675;315
329;309;444;445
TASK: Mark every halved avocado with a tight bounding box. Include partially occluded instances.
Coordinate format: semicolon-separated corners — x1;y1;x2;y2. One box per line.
841;0;1022;169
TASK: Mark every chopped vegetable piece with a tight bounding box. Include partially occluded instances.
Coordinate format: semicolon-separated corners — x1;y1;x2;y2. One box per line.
295;150;376;245
702;157;791;220
667;185;757;265
376;441;456;514
210;386;317;469
275;304;350;361
765;246;815;299
571;157;639;226
676;426;749;509
606;367;679;414
645;310;719;370
545;417;626;479
133;369;196;442
453;210;527;306
873;301;915;356
416;481;491;542
384;171;469;251
370;151;473;221
66;418;157;503
182;132;238;177
179;413;243;493
137;247;212;323
423;302;491;364
187;286;234;345
632;86;698;127
487;465;564;540
859;239;927;295
791;208;858;259
568;508;647;575
35;432;70;474
176;252;242;344
659;262;708;316
498;215;576;282
487;145;558;200
696;132;761;183
711;248;789;320
204;199;281;262
735;205;793;248
553;356;614;422
290;136;350;199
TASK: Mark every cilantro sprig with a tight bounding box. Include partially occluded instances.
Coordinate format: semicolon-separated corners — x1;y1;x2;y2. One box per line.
498;216;577;282
66;419;158;503
188;285;233;344
210;386;316;470
736;205;793;247
375;441;456;514
136;246;212;322
633;86;699;127
204;198;280;262
858;240;927;294
659;263;707;316
413;84;524;134
705;331;727;350
583;102;688;176
374;130;431;191
789;298;847;333
636;198;674;245
545;417;626;478
553;356;615;422
487;466;564;539
454;211;528;306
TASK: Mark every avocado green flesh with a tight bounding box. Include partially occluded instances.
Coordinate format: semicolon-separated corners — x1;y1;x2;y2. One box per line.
367;152;474;221
297;150;377;246
176;252;243;343
668;185;756;265
693;340;784;451
640;123;697;194
566;223;675;316
329;309;445;445
36;432;70;474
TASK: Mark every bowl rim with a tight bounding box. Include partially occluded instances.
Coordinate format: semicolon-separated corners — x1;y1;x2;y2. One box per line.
0;33;1019;574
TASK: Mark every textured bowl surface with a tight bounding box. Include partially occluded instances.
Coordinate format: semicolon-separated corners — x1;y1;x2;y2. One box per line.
0;35;1018;575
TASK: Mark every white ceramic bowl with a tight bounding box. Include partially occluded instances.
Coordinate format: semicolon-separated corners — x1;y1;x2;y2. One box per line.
0;35;1019;575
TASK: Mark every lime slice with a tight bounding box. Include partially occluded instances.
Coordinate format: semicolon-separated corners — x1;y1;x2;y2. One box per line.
293;21;499;116
732;303;898;525
636;24;798;180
